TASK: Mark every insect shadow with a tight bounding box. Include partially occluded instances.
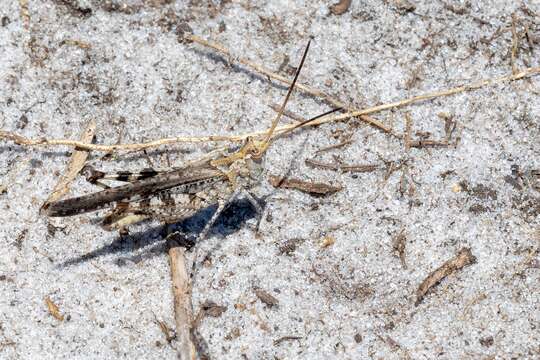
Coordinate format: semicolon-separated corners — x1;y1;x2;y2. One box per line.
190;47;331;108
57;197;262;268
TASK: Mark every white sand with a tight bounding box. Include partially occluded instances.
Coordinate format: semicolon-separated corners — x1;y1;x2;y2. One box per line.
0;1;538;359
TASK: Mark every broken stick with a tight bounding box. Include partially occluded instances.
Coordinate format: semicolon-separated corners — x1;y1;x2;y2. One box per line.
168;235;197;360
416;247;476;305
41;119;96;210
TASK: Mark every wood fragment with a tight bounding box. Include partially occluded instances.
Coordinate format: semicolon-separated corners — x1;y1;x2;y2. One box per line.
268;175;342;195
392;229;407;269
511;14;519;74
254;288;279;307
408;139;449;148
274;335;302;345
305;159;379;173
168;239;197;360
41;120;96;210
340;164;379;173
1;66;539;152
45;296;64;321
329;0;352;15
416;248;476;305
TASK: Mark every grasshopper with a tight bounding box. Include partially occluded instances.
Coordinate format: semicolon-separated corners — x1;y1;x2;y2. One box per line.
44;40;333;240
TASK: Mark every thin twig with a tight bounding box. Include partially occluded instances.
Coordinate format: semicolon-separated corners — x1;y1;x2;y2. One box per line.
41;120;96;210
268;175;342;195
409;139;450;148
1;66;539;152
305;158;379;173
416;248;476;305
511;14;519;74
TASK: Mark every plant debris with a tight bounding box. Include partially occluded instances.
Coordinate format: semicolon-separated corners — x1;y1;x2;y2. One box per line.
155;318;175;343
199;300;227;318
274;335;302;345
268;175;342;195
329;0;352;15
254;288;279;307
41;119;96;210
416;248;476;305
320;235;336;248
45;296;64;321
392;229;407;269
305;158;379;173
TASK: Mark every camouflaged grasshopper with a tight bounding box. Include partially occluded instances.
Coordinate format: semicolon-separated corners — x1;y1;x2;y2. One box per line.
44;40;328;240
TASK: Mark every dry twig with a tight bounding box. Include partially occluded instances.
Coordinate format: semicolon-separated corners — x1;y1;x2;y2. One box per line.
168;238;197;360
268;175;342;195
511;14;519;74
1;62;539;152
41;120;96;210
305;159;378;173
254;288;279;307
416;248;476;305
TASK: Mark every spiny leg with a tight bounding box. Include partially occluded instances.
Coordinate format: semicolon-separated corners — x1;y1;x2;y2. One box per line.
239;188;266;233
197;188;242;242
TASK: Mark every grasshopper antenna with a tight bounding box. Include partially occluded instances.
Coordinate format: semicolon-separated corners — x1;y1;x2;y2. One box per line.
254;39;312;157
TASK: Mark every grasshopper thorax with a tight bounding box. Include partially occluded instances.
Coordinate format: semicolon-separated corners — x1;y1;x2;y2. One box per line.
210;137;265;189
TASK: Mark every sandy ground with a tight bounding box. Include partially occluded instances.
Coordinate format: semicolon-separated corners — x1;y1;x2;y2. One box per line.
0;0;539;359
